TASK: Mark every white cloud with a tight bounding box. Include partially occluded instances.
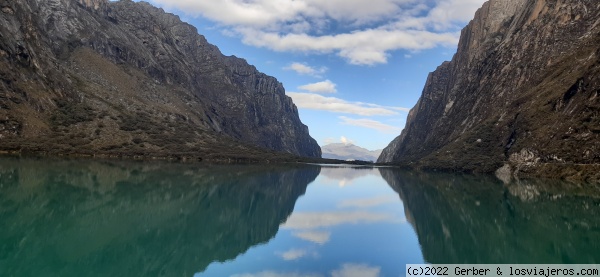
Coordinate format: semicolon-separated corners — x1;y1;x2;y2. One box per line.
293;231;331;244
340;136;353;145
427;0;488;31
284;62;327;77
298;80;337;93
239;28;459;65
150;0;307;27
339;116;403;133
360;103;410;113
286;92;404;116
331;263;381;277
149;0;487;65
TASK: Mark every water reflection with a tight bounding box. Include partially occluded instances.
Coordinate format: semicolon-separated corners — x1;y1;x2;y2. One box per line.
3;159;599;276
0;157;319;276
379;168;600;264
202;166;413;277
319;165;379;187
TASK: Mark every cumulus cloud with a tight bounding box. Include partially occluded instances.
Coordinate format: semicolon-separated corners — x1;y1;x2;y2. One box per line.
339;116;403;133
298;80;337;93
286;92;405;116
149;0;486;65
285;62;327;77
238;28;458;65
427;0;488;30
340;136;353;145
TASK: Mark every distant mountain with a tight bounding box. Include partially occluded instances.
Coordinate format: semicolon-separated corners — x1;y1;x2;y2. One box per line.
321;143;382;162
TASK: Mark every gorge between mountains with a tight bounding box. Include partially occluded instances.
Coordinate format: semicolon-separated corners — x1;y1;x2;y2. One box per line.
1;0;600;275
0;0;599;181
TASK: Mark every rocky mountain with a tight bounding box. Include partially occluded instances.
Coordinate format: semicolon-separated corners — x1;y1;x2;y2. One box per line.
379;0;600;181
0;0;321;160
321;143;382;162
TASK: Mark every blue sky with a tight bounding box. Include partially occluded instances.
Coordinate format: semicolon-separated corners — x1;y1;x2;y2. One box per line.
144;0;486;150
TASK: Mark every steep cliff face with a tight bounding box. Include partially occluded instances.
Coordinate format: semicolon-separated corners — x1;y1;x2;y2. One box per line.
0;0;321;158
379;0;600;181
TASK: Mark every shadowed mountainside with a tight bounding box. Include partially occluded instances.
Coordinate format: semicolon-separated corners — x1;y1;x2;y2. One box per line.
0;0;321;160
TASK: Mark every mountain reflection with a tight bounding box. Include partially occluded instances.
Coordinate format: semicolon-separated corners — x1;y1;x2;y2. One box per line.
379;168;600;264
0;157;319;276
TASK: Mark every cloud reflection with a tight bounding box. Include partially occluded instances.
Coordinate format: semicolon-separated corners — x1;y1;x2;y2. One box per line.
319;167;380;187
231;271;322;277
230;263;380;277
292;230;331;244
331;263;381;277
280;249;306;260
337;196;396;209
282;211;399;230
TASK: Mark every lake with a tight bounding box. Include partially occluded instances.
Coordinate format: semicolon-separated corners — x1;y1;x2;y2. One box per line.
1;158;599;276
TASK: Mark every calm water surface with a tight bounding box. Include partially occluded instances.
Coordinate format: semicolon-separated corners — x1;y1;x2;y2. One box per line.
1;158;599;276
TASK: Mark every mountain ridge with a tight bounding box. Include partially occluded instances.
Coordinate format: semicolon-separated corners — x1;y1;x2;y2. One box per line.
379;0;600;182
0;0;321;160
321;143;382;162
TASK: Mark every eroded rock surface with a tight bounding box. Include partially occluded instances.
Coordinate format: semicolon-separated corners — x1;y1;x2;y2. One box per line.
379;0;600;181
0;0;321;159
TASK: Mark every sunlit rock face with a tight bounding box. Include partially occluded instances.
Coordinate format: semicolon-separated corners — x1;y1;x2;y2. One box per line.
0;0;321;158
378;0;600;181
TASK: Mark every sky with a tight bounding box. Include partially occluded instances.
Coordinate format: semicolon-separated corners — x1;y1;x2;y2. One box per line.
143;0;487;151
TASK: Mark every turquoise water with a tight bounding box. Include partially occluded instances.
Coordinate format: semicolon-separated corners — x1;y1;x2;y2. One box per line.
0;158;599;276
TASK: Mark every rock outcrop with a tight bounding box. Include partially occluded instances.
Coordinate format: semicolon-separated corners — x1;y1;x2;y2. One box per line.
379;0;600;181
0;0;321;159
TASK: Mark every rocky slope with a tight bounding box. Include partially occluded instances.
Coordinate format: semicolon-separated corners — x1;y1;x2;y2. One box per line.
379;0;600;181
0;0;321;159
321;143;382;162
